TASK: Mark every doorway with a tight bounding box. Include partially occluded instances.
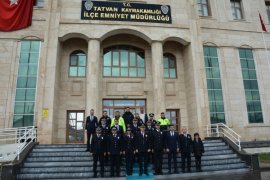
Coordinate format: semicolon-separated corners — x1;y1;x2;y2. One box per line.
66;111;85;144
166;109;180;132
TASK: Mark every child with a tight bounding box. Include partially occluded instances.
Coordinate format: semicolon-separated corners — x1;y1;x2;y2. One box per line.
193;132;205;172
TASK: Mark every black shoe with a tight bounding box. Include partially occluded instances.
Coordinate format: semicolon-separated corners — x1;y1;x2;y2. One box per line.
182;170;185;173
188;169;191;173
93;174;97;178
168;171;172;174
174;170;179;174
85;149;89;152
101;174;104;178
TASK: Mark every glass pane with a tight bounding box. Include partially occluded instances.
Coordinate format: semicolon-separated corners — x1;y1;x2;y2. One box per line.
30;41;40;52
77;113;84;121
207;79;222;89
136;100;145;106
18;64;28;76
252;91;260;101
20;53;29;63
17;77;27;88
246;50;254;59
169;59;176;68
203;5;208;16
248;113;256;123
239;49;246;58
21;41;31;52
163;58;169;68
27;77;37;88
78;55;86;66
163;69;169;78
69;67;77;76
121;68;128;76
103;52;111;66
114;100;135;106
245;90;252;101
28;64;38;76
120;50;128;67
70;56;78;66
255;112;263;123
138;68;145;77
24;115;34;126
16;89;26;101
26;89;36;101
78;67;85;76
14;102;24;114
254;101;262;111
76;131;84;142
216;113;225;123
13;115;24;127
208;90;215;101
215;90;223;101
69;113;76;120
113;52;119;66
216;101;224;112
24;102;35;114
103;67;111;76
103;100;113;106
137;55;145;67
170;69;176;78
129;68;137;77
247;60;255;69
240;59;248;68
248;70;257;79
77;122;83;130
130;53;136;66
209;47;218;57
112;67;120;76
29;53;39;63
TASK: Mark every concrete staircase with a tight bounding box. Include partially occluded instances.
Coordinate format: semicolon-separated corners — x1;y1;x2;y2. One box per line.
16;139;249;179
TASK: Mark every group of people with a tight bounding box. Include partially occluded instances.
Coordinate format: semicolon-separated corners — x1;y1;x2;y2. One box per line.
85;107;205;178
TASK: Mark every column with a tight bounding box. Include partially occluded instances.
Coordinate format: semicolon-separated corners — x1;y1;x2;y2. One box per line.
151;41;166;116
86;39;101;115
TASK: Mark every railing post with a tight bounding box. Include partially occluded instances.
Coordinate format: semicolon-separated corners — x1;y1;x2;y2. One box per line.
216;124;219;137
206;125;209;137
238;136;241;151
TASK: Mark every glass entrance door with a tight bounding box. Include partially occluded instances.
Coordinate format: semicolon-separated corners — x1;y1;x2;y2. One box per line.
166;109;180;132
66;111;85;144
103;99;146;118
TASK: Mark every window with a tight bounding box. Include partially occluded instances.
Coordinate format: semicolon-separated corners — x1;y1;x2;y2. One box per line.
197;0;211;16
67;111;85;144
203;46;226;124
266;1;270;23
231;0;243;19
103;46;145;77
13;41;41;127
69;51;86;77
34;0;44;8
166;110;180;131
239;48;263;123
163;53;177;79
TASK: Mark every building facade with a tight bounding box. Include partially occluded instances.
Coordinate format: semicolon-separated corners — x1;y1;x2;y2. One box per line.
1;0;270;144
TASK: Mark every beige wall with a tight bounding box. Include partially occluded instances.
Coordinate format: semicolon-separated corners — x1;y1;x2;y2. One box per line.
1;0;270;143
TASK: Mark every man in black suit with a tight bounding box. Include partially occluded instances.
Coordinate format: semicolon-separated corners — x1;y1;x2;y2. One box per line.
107;127;122;177
91;127;106;178
99;118;110;165
99;110;111;126
145;120;154;164
122;107;134;127
85;109;98;151
123;128;136;176
135;125;152;176
179;127;193;173
152;122;164;175
165;124;179;174
130;118;140;134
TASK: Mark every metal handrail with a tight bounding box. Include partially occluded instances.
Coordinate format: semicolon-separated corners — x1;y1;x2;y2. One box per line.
206;123;241;151
0;126;37;161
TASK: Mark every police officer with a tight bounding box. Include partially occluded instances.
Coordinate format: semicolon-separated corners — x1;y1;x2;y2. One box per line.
99;118;110;165
91;127;106;178
107;127;122;177
152;122;164;175
135;125;152;176
130;118;140;134
179;127;193;173
111;118;124;136
145;120;154;164
99;110;111;126
123;128;136;176
165;124;179;174
157;112;170;131
146;113;157;126
111;111;126;132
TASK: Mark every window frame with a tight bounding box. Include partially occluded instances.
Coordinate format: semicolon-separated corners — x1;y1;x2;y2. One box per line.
103;45;146;78
266;1;270;23
197;0;211;17
68;50;87;78
231;0;243;20
163;53;177;79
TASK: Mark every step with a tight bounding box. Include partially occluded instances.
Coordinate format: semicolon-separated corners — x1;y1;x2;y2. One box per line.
203;142;226;147
29;152;90;157
25;156;93;162
16;172;125;179
202;140;223;143
32;148;86;152
36;144;86;148
19;167;126;174
204;146;229;151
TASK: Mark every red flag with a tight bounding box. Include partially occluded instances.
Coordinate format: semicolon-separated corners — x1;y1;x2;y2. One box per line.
259;13;267;32
0;0;35;32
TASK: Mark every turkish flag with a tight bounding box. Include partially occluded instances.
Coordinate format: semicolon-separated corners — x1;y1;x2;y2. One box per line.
0;0;35;32
259;13;267;32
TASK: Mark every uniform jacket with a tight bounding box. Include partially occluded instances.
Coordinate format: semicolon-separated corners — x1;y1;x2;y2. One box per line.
99;116;112;126
99;125;110;137
111;117;126;132
179;134;193;154
107;134;122;155
193;138;205;156
122;135;136;152
152;129;164;150
111;125;124;136
85;115;98;132
122;112;134;126
135;131;152;152
164;131;179;151
130;124;140;134
91;134;106;154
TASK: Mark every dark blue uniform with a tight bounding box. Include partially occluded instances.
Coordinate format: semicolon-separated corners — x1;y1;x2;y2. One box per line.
193;138;205;171
123;134;135;175
99;125;110;164
85;116;98;150
152;129;164;174
91;133;106;177
165;131;179;173
179;134;193;172
99;115;112;126
111;125;124;136
107;134;122;177
130;124;140;135
136;131;152;175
